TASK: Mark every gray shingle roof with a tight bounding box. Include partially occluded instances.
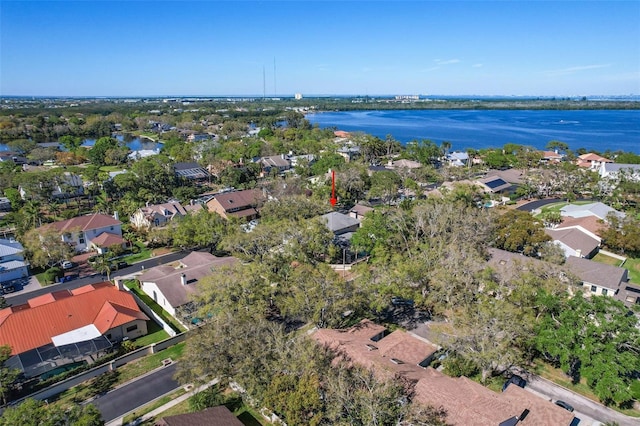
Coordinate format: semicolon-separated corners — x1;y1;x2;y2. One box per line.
565;256;628;291
321;212;361;234
545;228;600;257
560;202;624;220
139;252;237;309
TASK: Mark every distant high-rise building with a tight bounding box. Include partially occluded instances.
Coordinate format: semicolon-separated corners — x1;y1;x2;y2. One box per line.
295;93;303;100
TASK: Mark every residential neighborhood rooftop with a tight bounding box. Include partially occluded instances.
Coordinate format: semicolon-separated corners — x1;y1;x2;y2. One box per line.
0;282;148;356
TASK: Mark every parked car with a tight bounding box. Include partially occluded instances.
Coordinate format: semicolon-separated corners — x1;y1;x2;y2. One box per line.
1;283;15;294
554;400;574;412
114;261;128;270
502;374;527;391
60;273;78;283
61;260;74;270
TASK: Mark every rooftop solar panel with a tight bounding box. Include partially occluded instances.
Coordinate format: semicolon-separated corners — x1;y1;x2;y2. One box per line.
485;178;508;189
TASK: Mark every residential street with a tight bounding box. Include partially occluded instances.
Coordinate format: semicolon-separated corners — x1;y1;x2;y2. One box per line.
4;250;189;306
525;375;637;426
92;363;181;423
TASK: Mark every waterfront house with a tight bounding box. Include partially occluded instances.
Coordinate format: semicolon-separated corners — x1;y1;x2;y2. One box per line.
575;153;612;169
599;163;640;181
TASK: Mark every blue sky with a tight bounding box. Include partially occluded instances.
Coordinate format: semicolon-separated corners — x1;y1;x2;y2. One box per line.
1;1;639;97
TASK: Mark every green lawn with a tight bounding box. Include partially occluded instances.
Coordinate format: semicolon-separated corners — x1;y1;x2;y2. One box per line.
538;200;593;215
116;342;186;384
623;257;640;284
592;252;624;267
124;281;187;333
123;243;154;264
134;320;170;347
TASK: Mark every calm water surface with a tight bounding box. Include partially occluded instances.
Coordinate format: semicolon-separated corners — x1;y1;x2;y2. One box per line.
307;110;640;154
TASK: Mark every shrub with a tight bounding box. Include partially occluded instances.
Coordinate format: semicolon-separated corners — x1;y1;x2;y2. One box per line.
43;267;63;284
442;353;480;378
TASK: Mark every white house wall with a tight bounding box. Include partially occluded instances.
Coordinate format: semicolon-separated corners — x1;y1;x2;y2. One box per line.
64;224;123;253
140;281;176;317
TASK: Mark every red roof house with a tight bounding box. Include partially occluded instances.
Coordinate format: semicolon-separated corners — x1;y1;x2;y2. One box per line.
0;282;148;377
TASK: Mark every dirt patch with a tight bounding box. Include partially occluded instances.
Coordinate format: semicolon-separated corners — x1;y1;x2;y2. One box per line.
152;248;173;256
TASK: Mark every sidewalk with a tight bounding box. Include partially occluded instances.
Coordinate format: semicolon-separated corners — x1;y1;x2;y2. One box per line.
106;379;218;426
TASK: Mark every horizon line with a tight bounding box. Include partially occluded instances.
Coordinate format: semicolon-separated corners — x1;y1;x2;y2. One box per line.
1;94;638;100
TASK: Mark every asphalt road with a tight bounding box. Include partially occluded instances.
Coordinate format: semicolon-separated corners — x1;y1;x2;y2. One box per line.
516;198;564;211
516;198;595;212
5;250;189;306
525;375;637;426
93;363;181;423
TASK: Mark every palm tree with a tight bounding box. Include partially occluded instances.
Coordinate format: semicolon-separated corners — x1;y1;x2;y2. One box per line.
20;201;42;230
92;254;114;281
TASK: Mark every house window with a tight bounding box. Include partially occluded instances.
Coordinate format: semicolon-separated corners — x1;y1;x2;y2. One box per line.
590;285;597;293
602;289;608;296
126;324;138;333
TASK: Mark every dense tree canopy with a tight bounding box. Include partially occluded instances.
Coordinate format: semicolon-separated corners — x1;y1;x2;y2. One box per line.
492;210;550;256
535;295;640;406
0;398;103;426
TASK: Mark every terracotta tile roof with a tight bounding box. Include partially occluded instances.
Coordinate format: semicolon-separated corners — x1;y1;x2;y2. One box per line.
28;290;73;308
157;405;243;426
40;213;121;233
91;232;125;247
0;282;148;355
541;150;563;159
93;302;148;334
578;153;612;162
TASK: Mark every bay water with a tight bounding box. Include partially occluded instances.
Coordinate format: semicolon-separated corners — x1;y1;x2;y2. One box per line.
306;109;640;154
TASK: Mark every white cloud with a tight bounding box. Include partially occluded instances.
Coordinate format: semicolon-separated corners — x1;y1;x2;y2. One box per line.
435;59;461;65
543;64;611;76
472;63;483;68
